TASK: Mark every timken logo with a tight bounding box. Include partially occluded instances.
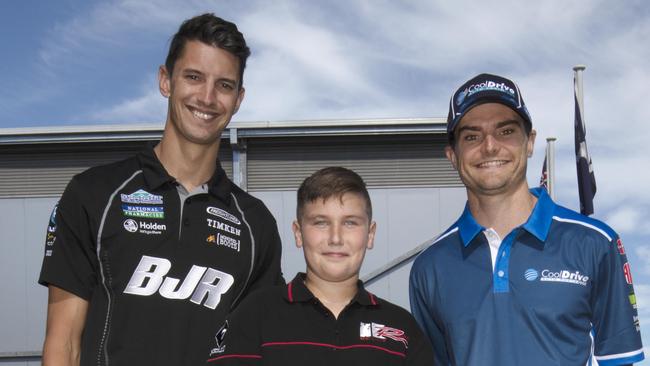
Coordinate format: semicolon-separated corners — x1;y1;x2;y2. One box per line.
526;268;589;286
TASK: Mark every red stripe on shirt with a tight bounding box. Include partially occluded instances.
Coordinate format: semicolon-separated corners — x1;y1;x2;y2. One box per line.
287;281;294;302
261;341;405;357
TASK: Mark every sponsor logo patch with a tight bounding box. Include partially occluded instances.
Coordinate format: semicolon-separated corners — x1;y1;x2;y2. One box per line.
623;262;634;285
123;255;234;309
209;321;228;356
207;218;241;236
524;268;539;281
120;189;163;205
206;207;240;225
123;219;166;235
526;268;590;286
360;322;408;348
207;233;240;252
634;315;641;331
630;293;637;309
617;239;626;255
122;204;165;219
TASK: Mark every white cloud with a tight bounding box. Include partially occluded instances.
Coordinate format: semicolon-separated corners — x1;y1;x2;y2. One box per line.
88;87;167;124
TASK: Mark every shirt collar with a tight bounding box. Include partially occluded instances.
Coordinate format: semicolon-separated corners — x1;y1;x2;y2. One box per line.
284;273;378;307
456;187;556;247
137;143;232;204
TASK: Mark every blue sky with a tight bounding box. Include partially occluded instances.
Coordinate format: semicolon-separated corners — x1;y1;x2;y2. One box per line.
2;0;650;360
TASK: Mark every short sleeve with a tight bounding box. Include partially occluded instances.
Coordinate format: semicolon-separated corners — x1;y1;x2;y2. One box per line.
409;257;450;365
591;234;644;365
38;176;99;300
243;207;284;298
404;311;436;365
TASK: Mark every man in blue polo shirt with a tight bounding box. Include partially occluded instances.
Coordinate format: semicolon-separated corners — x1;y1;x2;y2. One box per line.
409;73;644;365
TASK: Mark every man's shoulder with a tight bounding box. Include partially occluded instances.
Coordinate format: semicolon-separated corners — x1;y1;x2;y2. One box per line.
229;184;275;221
412;224;461;268
550;203;618;242
62;154;141;206
71;154;141;189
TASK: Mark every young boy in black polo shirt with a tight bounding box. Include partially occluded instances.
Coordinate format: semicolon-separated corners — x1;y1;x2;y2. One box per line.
206;167;433;365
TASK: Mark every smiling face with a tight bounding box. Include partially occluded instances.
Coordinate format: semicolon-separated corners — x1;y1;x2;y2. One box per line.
293;193;376;285
159;40;244;146
446;102;536;198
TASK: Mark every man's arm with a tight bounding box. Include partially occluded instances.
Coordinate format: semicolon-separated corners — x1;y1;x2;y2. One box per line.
42;286;89;366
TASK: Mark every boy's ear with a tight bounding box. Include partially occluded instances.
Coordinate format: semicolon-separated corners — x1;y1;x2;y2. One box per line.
366;221;376;250
292;220;303;248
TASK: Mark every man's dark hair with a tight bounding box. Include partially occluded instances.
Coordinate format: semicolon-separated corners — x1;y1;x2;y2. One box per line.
296;167;372;222
165;13;250;87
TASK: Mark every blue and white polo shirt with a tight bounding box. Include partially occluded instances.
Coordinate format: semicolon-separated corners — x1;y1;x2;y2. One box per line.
409;187;643;366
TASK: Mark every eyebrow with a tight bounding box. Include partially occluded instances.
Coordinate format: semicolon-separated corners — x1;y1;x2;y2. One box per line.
457;119;522;134
182;68;239;85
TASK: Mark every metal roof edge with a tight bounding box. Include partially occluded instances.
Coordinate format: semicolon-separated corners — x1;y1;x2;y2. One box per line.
0;117;447;145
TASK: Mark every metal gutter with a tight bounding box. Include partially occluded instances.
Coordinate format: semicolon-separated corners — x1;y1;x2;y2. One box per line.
0;118;446;145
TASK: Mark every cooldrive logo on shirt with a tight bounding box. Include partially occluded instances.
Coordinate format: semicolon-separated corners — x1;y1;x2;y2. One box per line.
124;255;234;309
525;268;589;286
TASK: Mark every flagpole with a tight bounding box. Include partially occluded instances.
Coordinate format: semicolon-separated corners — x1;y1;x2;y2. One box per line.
574;65;586;117
546;137;557;200
573;64;596;215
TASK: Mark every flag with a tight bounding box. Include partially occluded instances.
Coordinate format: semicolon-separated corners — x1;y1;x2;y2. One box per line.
539;154;548;192
574;76;596;215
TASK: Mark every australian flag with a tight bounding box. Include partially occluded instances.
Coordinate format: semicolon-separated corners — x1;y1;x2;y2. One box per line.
574;76;596;215
539;154;548;192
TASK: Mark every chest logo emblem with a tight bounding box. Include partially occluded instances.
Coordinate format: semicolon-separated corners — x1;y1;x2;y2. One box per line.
206;207;241;225
525;268;589;286
360;322;408;348
121;189;163;205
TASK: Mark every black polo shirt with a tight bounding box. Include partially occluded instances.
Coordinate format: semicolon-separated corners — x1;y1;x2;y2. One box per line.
39;145;283;366
206;273;434;365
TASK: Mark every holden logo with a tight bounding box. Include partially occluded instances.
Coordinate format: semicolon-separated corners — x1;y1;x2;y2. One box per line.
123;219;138;233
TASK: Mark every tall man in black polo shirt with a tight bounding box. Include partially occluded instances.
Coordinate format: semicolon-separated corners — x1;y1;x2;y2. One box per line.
206;167;433;365
38;13;283;366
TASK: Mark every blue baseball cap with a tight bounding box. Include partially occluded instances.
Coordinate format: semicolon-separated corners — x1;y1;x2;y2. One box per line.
446;73;532;143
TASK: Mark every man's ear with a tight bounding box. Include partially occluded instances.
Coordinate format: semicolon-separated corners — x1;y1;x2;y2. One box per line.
366;221;377;250
445;145;458;170
233;86;245;114
527;129;537;157
158;65;171;98
292;220;303;248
